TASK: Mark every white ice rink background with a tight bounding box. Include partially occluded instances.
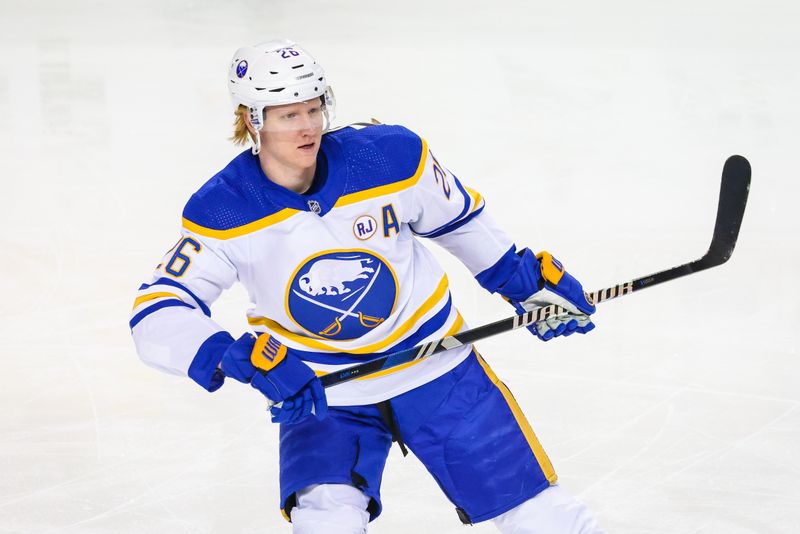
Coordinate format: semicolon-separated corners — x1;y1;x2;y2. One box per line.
0;1;798;532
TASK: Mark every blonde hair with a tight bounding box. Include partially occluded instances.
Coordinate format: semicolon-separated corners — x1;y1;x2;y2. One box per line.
230;105;256;146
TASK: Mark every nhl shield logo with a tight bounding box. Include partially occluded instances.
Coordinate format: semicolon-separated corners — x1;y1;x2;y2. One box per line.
307;200;322;214
287;250;398;340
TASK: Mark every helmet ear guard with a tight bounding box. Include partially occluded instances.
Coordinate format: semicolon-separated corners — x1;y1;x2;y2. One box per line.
248;107;263;131
320;86;336;131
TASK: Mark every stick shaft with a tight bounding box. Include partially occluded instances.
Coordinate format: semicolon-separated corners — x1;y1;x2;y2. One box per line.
319;155;751;389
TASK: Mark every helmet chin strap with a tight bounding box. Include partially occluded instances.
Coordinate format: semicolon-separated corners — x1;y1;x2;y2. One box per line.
249;106;264;155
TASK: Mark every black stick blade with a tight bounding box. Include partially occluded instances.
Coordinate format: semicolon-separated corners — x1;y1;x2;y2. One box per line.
702;155;751;268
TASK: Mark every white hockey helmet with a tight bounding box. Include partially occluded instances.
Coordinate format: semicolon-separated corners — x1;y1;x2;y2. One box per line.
228;39;335;150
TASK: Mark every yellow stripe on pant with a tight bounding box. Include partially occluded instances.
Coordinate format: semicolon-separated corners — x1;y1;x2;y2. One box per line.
474;352;558;485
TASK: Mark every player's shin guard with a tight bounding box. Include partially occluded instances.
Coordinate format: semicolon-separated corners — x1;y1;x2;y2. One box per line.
491;485;605;534
291;484;370;534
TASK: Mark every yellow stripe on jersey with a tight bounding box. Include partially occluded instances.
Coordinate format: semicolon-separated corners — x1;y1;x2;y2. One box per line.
474;352;558;485
334;138;429;208
181;138;427;237
464;186;484;213
132;292;183;310
182;208;300;240
248;274;450;354
353;312;464;381
312;312;464;379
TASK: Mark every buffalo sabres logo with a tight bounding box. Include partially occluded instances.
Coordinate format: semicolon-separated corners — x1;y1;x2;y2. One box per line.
236;60;248;78
287;250;398;340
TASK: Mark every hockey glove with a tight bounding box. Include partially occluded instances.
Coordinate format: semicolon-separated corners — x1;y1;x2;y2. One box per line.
497;249;596;341
221;333;328;424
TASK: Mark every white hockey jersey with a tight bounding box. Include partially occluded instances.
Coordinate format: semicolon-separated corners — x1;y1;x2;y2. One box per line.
130;124;515;405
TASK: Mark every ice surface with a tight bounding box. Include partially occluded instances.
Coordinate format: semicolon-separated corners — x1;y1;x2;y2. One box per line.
0;1;798;532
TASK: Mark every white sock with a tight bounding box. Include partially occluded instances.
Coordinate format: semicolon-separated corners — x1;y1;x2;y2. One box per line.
492;485;606;534
291;484;371;534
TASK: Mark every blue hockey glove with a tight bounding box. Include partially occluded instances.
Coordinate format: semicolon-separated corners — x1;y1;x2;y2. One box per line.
489;248;595;341
517;250;595;340
269;379;327;424
221;333;328;424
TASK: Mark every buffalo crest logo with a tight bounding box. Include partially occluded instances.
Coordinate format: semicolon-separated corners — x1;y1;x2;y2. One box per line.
287;250;398;340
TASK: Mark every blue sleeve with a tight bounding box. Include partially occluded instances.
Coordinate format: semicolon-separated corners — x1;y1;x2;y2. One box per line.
475;246;542;301
188;331;236;392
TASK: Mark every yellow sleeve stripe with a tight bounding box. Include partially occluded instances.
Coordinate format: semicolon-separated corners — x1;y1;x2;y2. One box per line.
334;138;429;208
474;352;558;485
248;274;450;354
182;208;301;240
132;292;183;310
464;186;484;213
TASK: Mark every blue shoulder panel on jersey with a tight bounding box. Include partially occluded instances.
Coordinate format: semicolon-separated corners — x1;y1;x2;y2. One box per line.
182;126;424;236
328;125;425;197
182;150;287;231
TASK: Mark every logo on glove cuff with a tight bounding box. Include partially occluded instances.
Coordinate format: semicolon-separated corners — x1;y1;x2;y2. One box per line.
251;334;287;371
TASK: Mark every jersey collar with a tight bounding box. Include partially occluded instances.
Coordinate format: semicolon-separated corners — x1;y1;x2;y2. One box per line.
250;134;346;217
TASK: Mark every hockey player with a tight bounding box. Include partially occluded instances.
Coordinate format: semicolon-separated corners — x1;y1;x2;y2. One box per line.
130;39;605;533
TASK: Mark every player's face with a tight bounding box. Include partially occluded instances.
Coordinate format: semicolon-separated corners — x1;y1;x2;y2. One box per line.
260;99;323;170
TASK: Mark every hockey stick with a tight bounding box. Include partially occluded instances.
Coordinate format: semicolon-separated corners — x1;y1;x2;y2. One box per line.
319;155;751;390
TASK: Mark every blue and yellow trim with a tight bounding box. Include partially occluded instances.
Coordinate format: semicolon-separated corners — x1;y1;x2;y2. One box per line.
139;277;211;317
309;312;464;379
474;352;557;484
250;274;450;354
464;186;484;213
351;312;464;381
132;291;182;310
334;139;429;208
182;207;301;240
410;176;481;239
129;299;195;329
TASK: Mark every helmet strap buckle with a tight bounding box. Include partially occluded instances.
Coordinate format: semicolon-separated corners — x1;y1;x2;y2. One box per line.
249;107;264;155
